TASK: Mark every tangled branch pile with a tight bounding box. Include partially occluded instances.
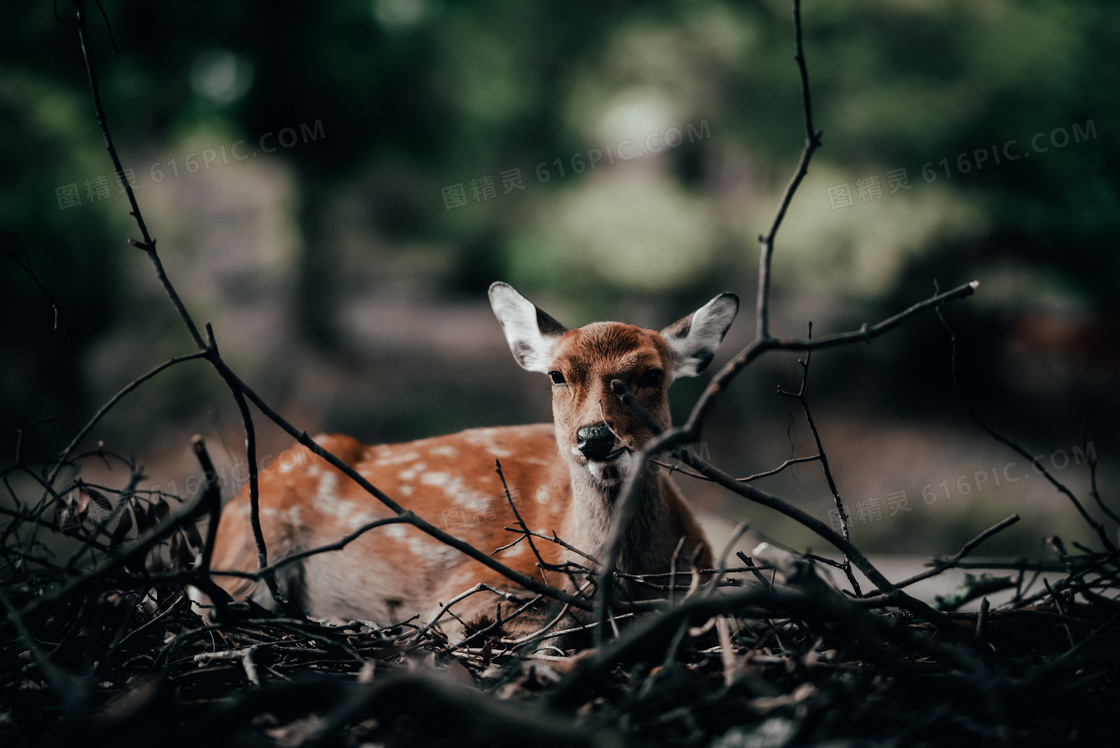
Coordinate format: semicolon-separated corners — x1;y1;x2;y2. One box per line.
2;469;1118;747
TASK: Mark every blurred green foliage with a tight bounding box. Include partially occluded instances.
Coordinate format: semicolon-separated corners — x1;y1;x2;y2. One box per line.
2;0;1118;456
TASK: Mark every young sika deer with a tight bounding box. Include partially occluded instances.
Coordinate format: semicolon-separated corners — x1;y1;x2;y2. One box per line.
209;283;739;640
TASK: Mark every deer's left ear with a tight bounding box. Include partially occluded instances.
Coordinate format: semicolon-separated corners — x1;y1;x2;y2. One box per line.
661;293;739;379
489;282;568;374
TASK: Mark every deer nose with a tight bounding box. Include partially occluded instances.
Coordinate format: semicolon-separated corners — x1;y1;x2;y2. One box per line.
576;423;618;461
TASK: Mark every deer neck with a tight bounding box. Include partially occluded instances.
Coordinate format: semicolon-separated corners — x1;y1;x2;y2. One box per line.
563;466;669;575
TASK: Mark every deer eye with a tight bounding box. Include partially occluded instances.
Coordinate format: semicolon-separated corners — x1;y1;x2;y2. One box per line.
637;369;663;390
548;371;567;386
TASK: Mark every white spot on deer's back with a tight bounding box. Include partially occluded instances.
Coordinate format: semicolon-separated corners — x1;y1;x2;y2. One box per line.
374;450;421;467
419;471;490;507
420;472;451;487
399;462;427;482
463;428;514;458
316;472;357;519
429;445;458;457
317;471;337;501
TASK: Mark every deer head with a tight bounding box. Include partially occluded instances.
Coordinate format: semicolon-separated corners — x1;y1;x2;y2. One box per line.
489;282;739;489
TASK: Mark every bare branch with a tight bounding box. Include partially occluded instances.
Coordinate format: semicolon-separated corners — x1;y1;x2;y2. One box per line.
192;436;225;580
857;514;1022;602
707;521;752;594
757;0;823;339
202;325;288;609
45;352;209;489
934;297;1116;552
0;229;68;338
219;516;409;584
689;280;979;436
73;7;205;352
777;331;862;595
409;582;527;643
738;455;820;483
494;459;551;583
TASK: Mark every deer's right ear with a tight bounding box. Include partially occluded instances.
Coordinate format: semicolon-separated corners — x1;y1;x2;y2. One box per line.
661;292;739;379
489;282;567;374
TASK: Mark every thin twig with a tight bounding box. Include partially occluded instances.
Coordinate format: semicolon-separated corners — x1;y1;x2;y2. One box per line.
73;6;205;351
63;468;143;570
217;515;413;584
1085;448;1120;526
0;230;68;338
203;324;286;608
738;551;774;588
934;297;1116;552
857;515;1022;601
594;379;665;643
494;459;550;584
756;0;823;339
192;436;224;583
706;521;752;595
777;325;861;595
44;352;209;490
689;280;979;435
409;582;524;642
738;455;820;483
453;593;553;651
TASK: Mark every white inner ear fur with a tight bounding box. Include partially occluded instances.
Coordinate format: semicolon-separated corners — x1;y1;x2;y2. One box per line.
489;282;563;374
663;293;739;379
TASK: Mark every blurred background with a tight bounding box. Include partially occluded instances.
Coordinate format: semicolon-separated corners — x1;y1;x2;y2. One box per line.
2;0;1118;566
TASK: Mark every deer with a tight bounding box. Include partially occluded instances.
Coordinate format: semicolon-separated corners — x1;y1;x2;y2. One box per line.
207;282;739;642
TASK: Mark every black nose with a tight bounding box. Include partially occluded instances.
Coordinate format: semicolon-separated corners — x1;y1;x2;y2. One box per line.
576;423;617;461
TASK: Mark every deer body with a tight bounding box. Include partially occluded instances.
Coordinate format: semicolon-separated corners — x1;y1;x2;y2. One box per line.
210;283;738;640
